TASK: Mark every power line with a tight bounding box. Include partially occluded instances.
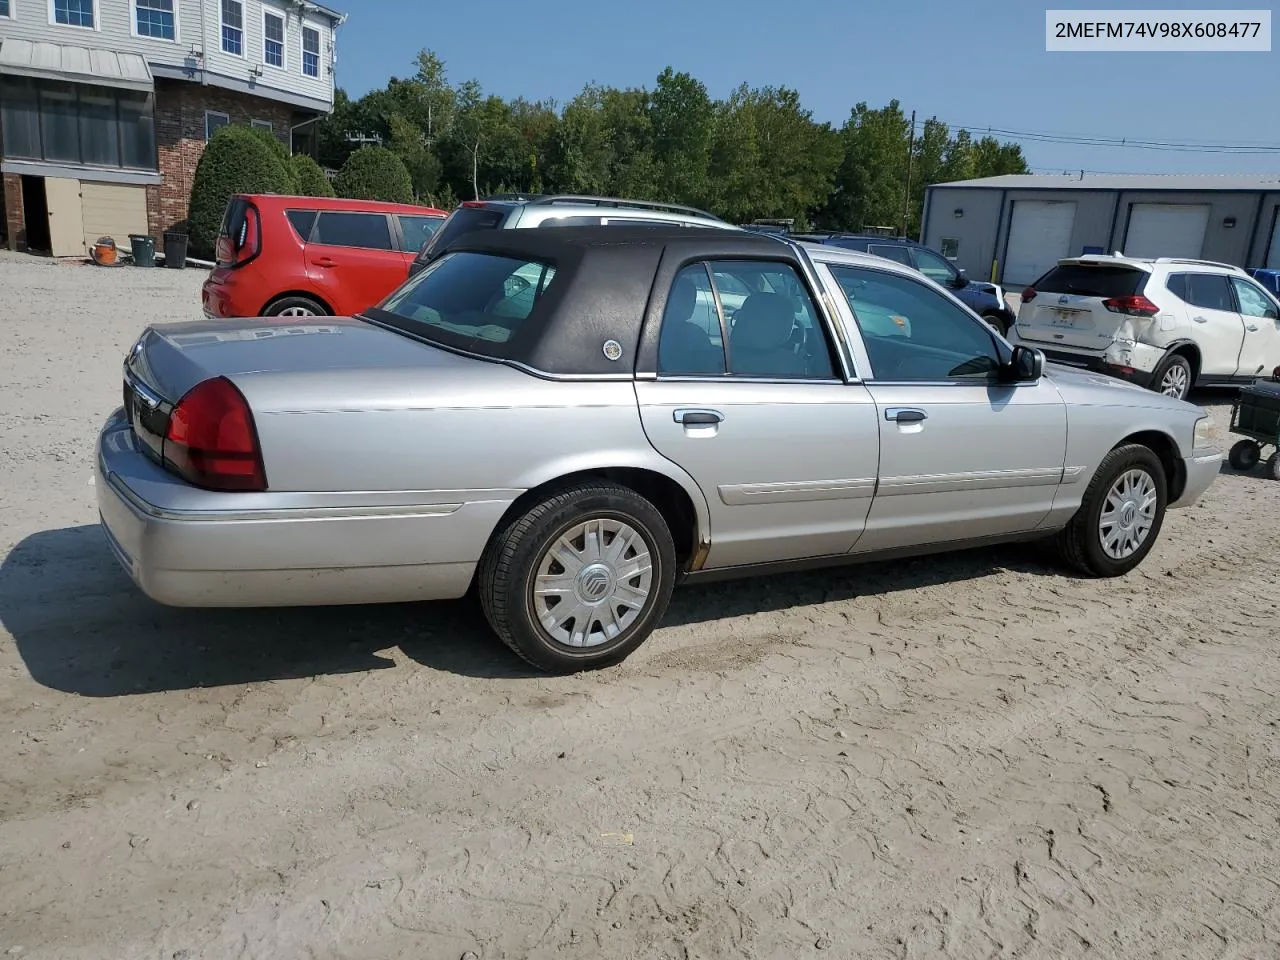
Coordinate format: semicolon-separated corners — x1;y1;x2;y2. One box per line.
908;117;1280;155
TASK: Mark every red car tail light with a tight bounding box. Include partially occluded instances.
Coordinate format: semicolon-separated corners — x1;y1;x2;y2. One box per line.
215;201;262;269
1101;294;1160;317
164;377;267;491
1020;286;1036;302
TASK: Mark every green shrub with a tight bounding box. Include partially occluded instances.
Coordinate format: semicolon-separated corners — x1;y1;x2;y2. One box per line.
333;146;414;204
187;125;295;256
291;153;336;197
246;124;298;192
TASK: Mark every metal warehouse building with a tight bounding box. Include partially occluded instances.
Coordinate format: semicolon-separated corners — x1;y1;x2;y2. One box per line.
920;173;1280;288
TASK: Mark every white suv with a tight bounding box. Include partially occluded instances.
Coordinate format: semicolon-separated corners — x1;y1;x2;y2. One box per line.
1009;255;1280;400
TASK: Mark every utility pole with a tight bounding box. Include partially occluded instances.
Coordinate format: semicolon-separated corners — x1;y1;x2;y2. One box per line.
902;109;916;237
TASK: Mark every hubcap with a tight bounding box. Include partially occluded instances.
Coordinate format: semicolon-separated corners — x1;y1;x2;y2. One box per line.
1098;468;1158;560
278;305;316;317
1160;364;1188;398
531;518;653;648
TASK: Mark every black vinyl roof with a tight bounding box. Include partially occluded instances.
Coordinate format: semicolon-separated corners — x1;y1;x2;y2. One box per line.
380;225;809;377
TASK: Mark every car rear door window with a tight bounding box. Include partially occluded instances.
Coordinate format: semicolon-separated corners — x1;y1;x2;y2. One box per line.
418;205;508;259
312;212;393;251
396;214;444;252
286;209;317;241
829;264;999;381
1180;273;1234;312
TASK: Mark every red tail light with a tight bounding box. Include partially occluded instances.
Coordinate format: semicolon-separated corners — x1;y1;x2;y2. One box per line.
461;200;486;208
1021;286;1036;302
1102;294;1159;317
215;203;261;268
164;377;267;491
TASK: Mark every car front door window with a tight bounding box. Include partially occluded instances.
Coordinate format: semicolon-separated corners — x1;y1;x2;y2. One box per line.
1232;277;1279;320
828;265;999;381
911;247;959;286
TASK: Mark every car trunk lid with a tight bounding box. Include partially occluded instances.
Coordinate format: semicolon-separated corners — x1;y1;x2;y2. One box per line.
1015;260;1151;351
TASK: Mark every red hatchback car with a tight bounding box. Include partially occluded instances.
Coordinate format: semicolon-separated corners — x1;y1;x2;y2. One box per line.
201;195;448;319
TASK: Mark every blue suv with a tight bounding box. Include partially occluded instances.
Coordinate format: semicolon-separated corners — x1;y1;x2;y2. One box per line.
796;234;1016;335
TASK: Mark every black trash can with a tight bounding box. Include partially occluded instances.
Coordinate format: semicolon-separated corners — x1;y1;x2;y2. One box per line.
163;230;188;269
129;234;155;267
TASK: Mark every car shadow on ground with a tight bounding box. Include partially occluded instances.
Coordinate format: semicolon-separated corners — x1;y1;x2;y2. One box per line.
1;524;1057;697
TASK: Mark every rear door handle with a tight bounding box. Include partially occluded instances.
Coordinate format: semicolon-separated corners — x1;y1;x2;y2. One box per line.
674;408;724;425
311;257;337;268
885;407;927;423
1193;315;1208;323
1246;323;1259;332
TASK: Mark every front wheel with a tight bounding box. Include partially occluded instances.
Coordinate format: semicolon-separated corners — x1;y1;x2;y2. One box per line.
1228;439;1262;471
477;481;677;673
982;312;1009;337
1052;444;1167;577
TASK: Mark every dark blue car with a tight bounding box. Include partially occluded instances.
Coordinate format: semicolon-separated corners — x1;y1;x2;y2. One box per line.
796;234;1016;335
1247;268;1280;298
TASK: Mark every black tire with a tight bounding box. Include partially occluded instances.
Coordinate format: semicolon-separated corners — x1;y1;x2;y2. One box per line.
1269;452;1280;481
1052;444;1168;578
263;295;328;317
982;312;1009;337
1228;439;1262;471
477;481;677;673
1151;352;1193;400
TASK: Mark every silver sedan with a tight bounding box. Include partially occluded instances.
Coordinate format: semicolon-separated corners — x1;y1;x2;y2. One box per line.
97;225;1222;672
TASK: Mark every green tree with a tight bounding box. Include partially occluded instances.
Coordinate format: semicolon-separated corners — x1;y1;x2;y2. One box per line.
187;125;295;255
291;153;336;197
333;145;414;203
649;68;714;205
387;113;441;200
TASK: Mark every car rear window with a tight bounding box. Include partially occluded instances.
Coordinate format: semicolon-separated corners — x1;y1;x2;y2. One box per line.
312;211;393;250
375;251;558;351
866;243;913;266
1033;264;1147;298
286;209;317;240
417;206;508;260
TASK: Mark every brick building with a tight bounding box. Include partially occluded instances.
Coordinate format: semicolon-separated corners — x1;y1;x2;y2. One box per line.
0;0;344;256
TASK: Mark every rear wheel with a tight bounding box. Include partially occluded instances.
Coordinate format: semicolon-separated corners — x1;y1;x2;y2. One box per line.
1228;439;1262;471
264;295;327;317
1052;444;1167;577
1268;451;1280;481
1152;352;1192;400
478;481;677;673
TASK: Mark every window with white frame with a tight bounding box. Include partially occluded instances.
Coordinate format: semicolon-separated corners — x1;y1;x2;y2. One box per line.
263;9;285;68
302;25;321;78
136;0;175;39
205;110;230;141
53;0;95;27
220;0;243;55
0;0;12;18
251;119;272;132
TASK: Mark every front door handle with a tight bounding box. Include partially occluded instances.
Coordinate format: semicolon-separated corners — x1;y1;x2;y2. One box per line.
674;408;724;426
885;407;927;423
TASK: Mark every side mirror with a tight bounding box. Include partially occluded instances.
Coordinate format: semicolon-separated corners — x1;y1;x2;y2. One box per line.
950;270;969;289
1008;344;1044;382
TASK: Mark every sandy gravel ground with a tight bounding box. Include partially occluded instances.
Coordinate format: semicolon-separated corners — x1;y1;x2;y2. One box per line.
1;251;1278;960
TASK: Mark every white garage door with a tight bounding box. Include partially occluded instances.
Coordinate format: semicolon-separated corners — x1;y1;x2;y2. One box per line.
1123;203;1210;259
1003;200;1077;286
1267;209;1280;269
80;182;149;254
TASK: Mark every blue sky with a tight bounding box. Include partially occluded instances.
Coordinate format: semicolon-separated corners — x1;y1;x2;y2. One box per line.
334;0;1278;176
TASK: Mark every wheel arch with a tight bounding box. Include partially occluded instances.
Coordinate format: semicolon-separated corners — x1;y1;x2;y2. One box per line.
1115;428;1186;503
261;291;335;316
479;460;712;579
1160;339;1201;382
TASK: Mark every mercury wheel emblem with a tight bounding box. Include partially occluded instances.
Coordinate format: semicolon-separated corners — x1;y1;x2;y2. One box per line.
579;570;611;600
602;339;623;361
